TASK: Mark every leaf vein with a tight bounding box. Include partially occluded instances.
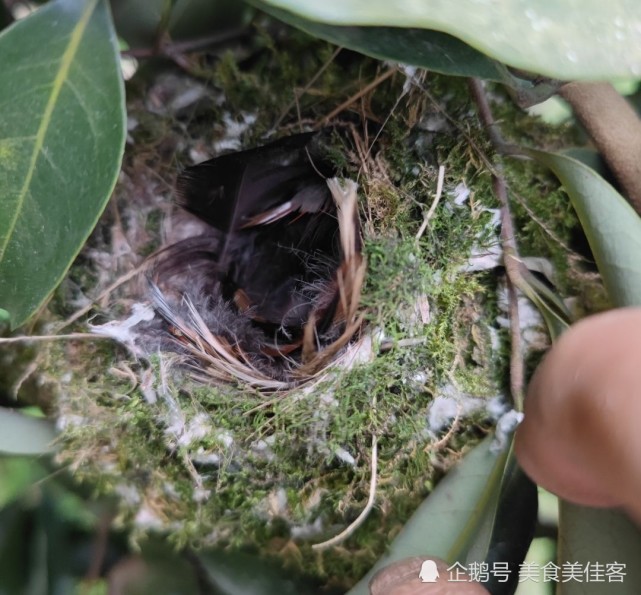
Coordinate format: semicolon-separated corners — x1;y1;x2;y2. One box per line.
0;0;100;263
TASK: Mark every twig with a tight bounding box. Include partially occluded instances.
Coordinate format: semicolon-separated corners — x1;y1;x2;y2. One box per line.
58;262;147;330
426;404;462;452
415;165;445;241
469;78;525;410
0;332;111;344
322;68;396;124
379;337;427;352
356;69;421;184
121;27;249;60
271;46;342;131
496;179;525;410
470;78;513;153
311;433;378;550
510;189;590;262
10;359;38;399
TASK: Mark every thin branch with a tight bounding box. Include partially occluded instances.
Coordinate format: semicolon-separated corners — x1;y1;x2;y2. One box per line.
312;433;378;550
379;337;427;352
426;404;462;452
469;78;525;410
121;27;249;60
10;359;38;399
313;390;379;551
271;46;342;131
416;165;445;241
58;262;147;330
0;332;111;344
322;68;396;124
510;189;590;262
496;178;525;410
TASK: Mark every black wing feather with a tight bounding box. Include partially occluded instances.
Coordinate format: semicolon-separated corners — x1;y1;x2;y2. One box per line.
152;131;352;374
176;132;331;231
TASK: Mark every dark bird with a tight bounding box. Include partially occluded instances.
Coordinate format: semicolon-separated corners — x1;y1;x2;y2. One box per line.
149;132;364;387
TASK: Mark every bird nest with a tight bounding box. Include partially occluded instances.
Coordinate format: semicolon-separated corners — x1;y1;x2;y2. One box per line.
30;31;582;585
145;133;366;389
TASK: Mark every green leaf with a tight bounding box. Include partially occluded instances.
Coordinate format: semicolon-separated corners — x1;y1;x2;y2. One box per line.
257;0;641;80
252;1;514;83
558;505;641;595
346;436;509;595
0;502;33;595
0;489;102;595
0;0;126;329
529;150;641;308
515;268;571;342
562;147;608;178
196;550;317;595
0;409;57;455
474;458;537;595
0;458;47;507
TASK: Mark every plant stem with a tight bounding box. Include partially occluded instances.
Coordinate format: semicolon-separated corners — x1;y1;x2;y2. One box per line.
469;78;525;410
560;82;641;216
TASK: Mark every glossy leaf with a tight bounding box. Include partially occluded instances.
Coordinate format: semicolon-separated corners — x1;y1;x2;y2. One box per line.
530;150;641;308
346;436;509;595
253;1;514;84
0;409;57;455
0;0;126;328
257;0;641;80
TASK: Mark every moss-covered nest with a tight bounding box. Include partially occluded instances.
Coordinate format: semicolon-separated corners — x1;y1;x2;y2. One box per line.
1;22;601;588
